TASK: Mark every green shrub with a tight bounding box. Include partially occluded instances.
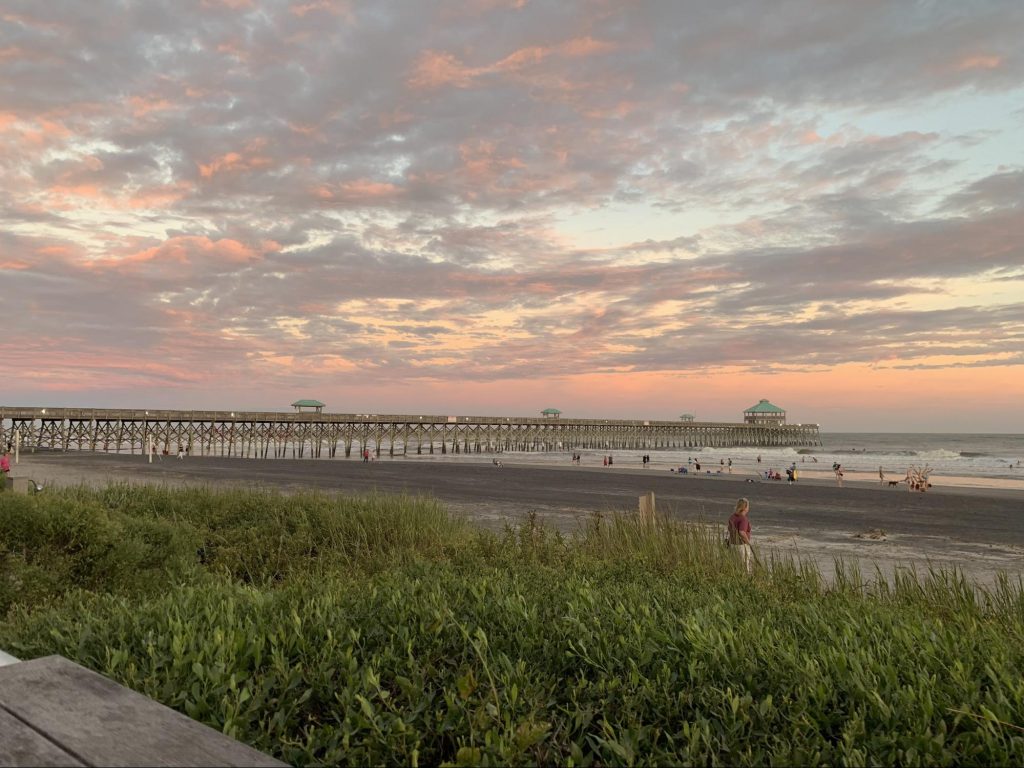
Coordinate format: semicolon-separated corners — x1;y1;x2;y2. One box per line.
1;485;1022;765
0;491;198;613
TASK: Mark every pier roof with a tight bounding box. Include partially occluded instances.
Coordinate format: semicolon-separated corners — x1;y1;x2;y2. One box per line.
291;399;325;408
745;399;785;413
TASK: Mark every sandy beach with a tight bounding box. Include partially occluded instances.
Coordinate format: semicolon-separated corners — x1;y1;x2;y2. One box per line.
9;450;1024;586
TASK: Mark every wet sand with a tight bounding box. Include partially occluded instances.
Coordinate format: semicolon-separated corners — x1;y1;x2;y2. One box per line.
10;451;1024;585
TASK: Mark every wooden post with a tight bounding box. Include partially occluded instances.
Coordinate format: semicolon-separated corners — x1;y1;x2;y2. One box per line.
639;492;655;527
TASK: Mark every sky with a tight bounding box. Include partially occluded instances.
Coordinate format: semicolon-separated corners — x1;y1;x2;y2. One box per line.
2;0;1023;432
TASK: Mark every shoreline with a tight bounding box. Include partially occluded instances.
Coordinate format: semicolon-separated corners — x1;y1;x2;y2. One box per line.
8;450;1024;586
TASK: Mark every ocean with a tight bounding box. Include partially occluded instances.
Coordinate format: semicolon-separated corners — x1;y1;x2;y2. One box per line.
394;432;1024;484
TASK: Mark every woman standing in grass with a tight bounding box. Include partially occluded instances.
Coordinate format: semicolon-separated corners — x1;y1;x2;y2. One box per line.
728;497;753;574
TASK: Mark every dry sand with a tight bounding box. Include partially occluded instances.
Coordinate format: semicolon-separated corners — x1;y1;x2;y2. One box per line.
9;450;1024;586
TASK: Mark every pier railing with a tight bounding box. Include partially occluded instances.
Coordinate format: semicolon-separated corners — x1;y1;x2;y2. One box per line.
0;407;821;459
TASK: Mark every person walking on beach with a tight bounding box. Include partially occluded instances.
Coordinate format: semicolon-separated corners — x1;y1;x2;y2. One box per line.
879;465;885;484
833;462;844;487
727;498;753;574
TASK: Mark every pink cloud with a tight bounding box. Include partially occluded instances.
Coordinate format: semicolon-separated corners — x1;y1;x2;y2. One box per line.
88;236;264;276
201;0;254;9
957;54;1003;71
314;179;404;204
290;0;354;21
459;139;526;181
10;117;72;148
128;95;177;118
126;181;194;209
408;36;616;90
408;51;475;89
198;140;273;179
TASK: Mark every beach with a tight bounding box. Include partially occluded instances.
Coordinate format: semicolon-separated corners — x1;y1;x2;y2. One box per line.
10;450;1024;586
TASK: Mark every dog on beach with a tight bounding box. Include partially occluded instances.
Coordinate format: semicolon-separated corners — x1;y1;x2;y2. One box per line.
492;459;503;468
888;480;900;487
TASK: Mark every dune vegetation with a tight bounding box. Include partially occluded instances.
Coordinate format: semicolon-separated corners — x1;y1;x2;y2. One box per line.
1;485;1023;766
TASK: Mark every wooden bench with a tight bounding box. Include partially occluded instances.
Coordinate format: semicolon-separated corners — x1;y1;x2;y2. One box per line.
0;656;284;766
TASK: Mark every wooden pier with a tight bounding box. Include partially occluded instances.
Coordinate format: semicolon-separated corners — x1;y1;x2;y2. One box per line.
0;407;821;459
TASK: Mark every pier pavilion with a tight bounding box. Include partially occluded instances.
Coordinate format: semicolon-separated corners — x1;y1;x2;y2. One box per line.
1;407;821;460
744;399;787;426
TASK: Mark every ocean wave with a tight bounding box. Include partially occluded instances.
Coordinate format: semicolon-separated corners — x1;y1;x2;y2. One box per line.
915;449;964;460
959;451;991;458
831;448;918;456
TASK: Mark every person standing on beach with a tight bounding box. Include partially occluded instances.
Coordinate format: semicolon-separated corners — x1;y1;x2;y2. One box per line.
879;466;885;484
834;463;844;487
727;498;753;574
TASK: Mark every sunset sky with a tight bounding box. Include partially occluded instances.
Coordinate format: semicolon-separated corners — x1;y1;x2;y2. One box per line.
2;0;1022;432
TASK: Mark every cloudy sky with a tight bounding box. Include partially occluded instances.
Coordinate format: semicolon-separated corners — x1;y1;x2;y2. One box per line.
3;0;1023;431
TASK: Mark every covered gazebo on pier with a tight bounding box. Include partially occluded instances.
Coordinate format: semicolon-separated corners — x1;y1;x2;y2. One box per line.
743;399;786;425
291;399;325;414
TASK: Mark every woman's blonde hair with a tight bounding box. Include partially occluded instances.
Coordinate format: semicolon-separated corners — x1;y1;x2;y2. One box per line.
735;498;749;514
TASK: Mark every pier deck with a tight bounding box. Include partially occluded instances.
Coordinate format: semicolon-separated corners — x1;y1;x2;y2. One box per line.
1;407;820;459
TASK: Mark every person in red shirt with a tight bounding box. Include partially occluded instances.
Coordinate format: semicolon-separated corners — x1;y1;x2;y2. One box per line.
727;497;753;574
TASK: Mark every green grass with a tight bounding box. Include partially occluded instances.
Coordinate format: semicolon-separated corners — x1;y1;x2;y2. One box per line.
2;485;1023;766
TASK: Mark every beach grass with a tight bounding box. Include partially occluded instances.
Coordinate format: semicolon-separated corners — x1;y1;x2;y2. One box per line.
2;484;1023;765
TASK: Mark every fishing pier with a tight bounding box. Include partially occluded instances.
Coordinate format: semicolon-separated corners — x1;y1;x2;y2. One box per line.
1;407;820;459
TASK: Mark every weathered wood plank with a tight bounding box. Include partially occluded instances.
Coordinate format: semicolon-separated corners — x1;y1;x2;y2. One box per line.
0;657;283;767
0;707;84;767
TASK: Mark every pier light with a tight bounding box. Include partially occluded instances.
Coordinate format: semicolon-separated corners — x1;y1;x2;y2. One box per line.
41;409;46;414
230;412;235;417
